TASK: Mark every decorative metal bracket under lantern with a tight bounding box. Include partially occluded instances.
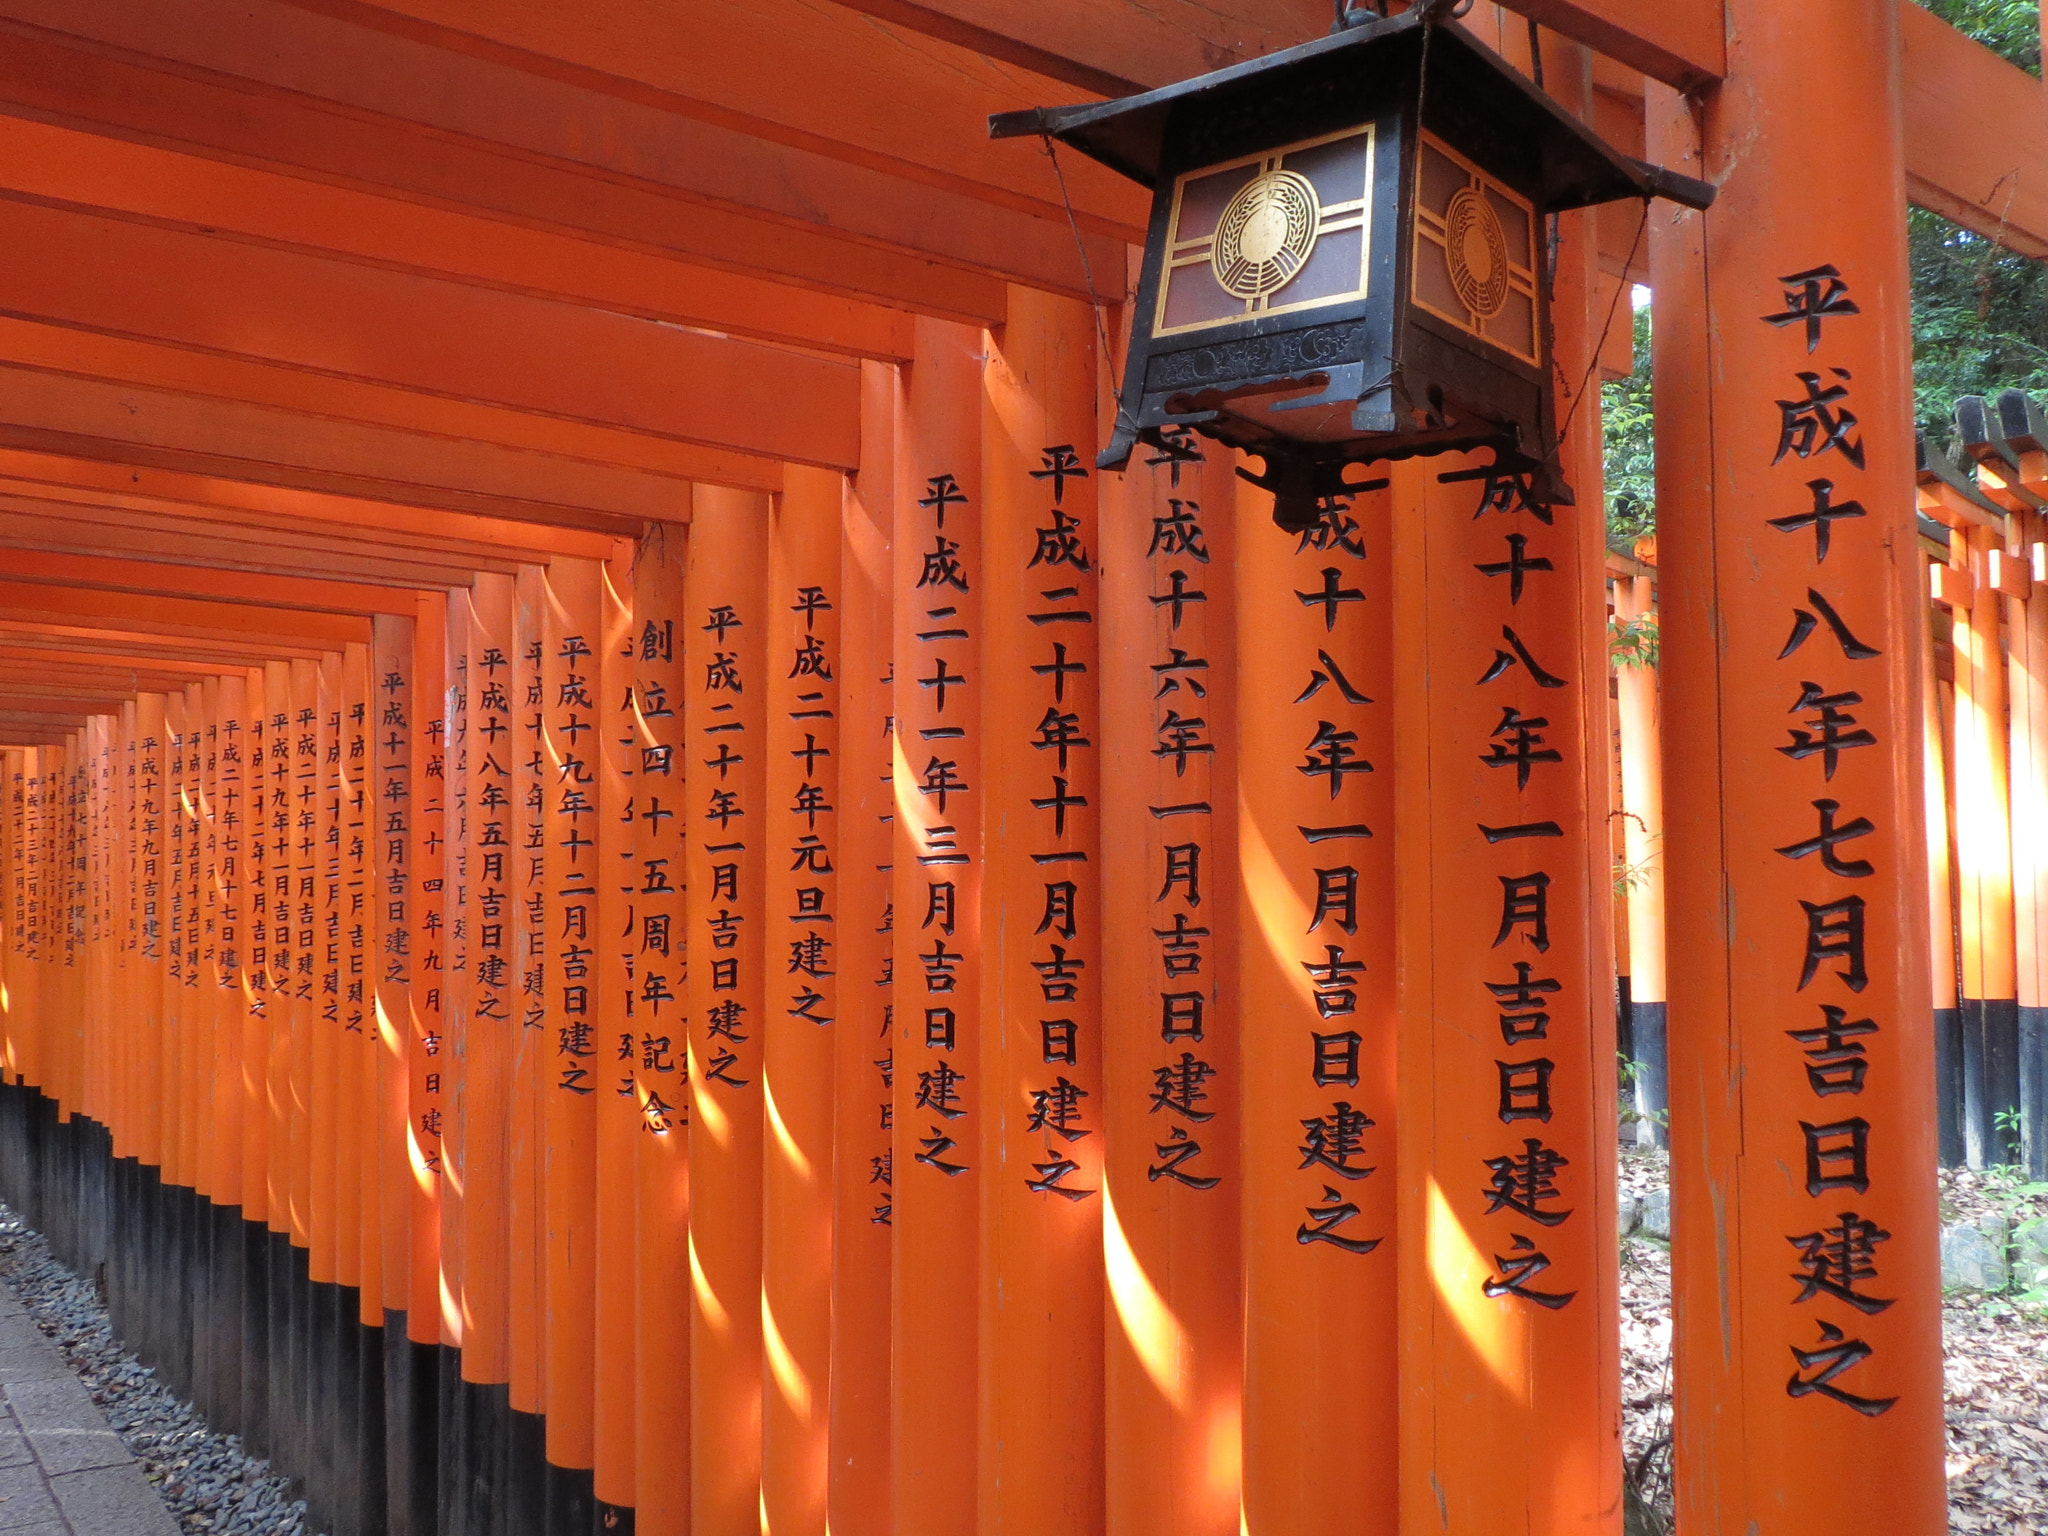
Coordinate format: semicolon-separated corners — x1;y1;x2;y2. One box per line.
991;2;1713;529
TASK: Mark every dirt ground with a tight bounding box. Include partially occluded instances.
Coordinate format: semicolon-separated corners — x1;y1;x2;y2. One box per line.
1617;1149;2048;1533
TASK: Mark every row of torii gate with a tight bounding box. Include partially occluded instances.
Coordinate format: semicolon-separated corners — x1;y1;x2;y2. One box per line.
0;0;2029;1533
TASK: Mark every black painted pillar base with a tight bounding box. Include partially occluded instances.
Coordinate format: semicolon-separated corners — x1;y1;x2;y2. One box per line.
2021;1004;2048;1179
1963;996;2022;1167
1630;999;1669;1151
1936;1004;1967;1167
545;1461;595;1536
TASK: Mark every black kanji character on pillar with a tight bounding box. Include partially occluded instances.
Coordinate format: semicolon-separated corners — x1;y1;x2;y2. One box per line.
1154;711;1213;776
1760;265;1860;353
1026;1150;1095;1201
1798;895;1867;991
916;1060;967;1119
1312;1029;1361;1087
1780;681;1877;779
791;586;832;631
917;534;970;593
1296;1186;1380;1252
1037;880;1078;939
1779;589;1881;661
1482;1233;1576;1309
1483;707;1564;788
1773;370;1865;468
1768;478;1867;563
789;635;833;680
1153;912;1207;974
1295;567;1366;630
1787;1004;1878;1095
1474;533;1554;603
915;1127;968;1176
918;473;967;526
1149;1052;1217;1120
918;657;967;712
1028;507;1093;572
1774;798;1876;878
1148;500;1210;562
1031;642;1087;703
1294;650;1370;705
1442;461;1551;525
1151;647;1210;699
1299;721;1371;797
1026;1076;1091;1141
1301;944;1364;1018
1310;865;1358;934
1496;1058;1555;1122
1150;570;1207;630
1297;498;1368;559
1493;872;1552;952
1482;1137;1572;1226
1299;1101;1376;1180
1159;842;1201;905
1478;626;1567;688
1487;962;1560;1042
1788;1212;1893;1314
917;756;970;812
1148;1124;1220;1189
1032;443;1089;501
1032;944;1085;1002
1031;777;1088;836
1786;1320;1896;1416
1145;427;1204;487
1800;1117;1871;1195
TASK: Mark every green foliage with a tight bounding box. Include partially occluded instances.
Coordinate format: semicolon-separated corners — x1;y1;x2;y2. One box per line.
1910;206;2048;442
1609;611;1659;670
1601;302;1655;544
1918;0;2042;74
1602;4;2048;542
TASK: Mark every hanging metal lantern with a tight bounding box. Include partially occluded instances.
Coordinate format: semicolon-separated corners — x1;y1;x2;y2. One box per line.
991;1;1713;529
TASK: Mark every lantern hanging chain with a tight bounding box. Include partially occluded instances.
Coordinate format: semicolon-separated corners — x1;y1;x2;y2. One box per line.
1041;133;1143;446
1543;194;1650;470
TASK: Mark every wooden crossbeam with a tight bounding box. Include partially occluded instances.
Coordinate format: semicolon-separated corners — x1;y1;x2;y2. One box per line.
0;203;861;473
0;118;913;364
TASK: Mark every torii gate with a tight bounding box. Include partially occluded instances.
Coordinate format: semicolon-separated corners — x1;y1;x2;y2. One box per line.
0;0;2019;1534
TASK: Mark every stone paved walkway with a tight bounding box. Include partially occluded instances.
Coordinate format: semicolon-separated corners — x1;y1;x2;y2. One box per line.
0;1284;176;1535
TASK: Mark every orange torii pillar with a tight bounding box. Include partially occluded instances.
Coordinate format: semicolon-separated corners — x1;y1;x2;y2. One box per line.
594;540;638;1530
1648;0;1947;1525
763;465;843;1536
457;571;520;1525
684;487;770;1536
979;285;1104;1534
830;359;895;1536
2002;500;2048;1176
507;561;552;1514
632;531;691;1536
1234;466;1395;1536
1614;567;1668;1149
441;599;476;1469
1949;519;2018;1167
541;554;605;1529
892;317;983;1536
1920;590;1963;1167
1099;419;1241;1536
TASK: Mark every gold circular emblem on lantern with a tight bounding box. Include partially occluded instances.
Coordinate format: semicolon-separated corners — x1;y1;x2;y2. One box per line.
1211;169;1321;301
1444;185;1512;320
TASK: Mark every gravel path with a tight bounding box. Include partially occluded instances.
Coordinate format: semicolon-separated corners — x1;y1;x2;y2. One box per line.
0;1205;317;1536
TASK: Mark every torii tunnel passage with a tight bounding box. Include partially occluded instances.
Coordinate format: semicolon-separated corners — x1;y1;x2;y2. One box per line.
4;0;2035;1532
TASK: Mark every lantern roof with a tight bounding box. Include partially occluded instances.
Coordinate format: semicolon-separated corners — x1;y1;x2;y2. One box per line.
991;7;1713;213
